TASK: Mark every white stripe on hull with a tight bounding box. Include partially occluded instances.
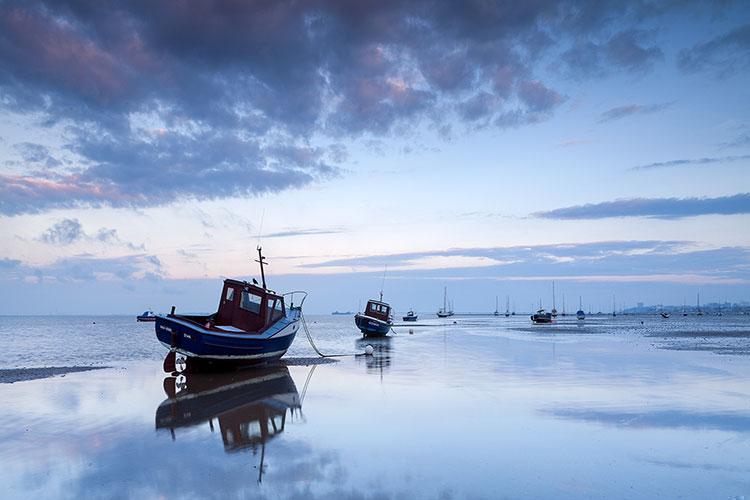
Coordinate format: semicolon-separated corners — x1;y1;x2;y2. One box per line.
160;341;289;360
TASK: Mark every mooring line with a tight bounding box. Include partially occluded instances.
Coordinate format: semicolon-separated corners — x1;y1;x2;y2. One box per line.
301;313;362;358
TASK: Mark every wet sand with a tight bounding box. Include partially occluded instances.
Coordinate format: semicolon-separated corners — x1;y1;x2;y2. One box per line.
0;366;107;384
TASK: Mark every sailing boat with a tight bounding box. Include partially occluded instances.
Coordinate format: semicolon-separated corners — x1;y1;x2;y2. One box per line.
504;296;510;317
550;282;558;318
696;293;703;316
437;287;454;318
612;295;617;317
682;299;687;316
576;296;585;321
561;294;567;317
494;296;499;316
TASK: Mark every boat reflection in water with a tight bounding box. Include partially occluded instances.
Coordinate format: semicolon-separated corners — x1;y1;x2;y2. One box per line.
355;336;392;377
156;364;305;482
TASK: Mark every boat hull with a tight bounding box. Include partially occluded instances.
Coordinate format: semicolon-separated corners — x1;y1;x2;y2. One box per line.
531;315;553;324
155;310;300;364
355;314;392;336
402;316;418;322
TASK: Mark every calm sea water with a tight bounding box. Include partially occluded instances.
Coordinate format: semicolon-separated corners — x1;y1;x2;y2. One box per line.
1;313;749;498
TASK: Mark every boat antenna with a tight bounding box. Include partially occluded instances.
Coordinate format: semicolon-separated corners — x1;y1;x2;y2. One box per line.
255;209;268;289
379;264;387;301
256;208;266;248
255;246;268;289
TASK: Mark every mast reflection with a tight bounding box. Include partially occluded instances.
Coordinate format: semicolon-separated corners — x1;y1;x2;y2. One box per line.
156;364;303;482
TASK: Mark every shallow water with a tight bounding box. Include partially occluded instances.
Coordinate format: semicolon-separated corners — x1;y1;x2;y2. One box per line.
1;314;749;498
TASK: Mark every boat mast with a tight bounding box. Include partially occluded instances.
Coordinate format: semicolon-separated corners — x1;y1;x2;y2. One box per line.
443;286;447;312
552;281;556;310
380;265;387;302
255;246;268;289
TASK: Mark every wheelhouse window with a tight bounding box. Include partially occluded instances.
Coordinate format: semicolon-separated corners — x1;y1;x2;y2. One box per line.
240;290;262;314
370;303;378;312
266;298;285;323
225;288;235;302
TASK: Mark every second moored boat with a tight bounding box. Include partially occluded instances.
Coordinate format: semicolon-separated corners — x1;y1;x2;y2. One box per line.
355;292;393;336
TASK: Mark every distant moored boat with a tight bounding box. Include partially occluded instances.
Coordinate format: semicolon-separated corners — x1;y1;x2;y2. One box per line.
355;293;393;336
437;287;454;318
402;309;418;322
137;310;157;322
576;296;585;321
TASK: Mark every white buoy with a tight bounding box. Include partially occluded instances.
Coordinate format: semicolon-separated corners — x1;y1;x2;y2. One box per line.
365;344;374;356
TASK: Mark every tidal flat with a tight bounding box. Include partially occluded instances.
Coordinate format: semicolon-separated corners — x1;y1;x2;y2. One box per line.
1;314;749;499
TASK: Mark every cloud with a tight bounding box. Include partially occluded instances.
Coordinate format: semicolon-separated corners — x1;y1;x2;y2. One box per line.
534;193;750;220
598;101;674;123
678;23;750;75
0;254;164;283
631;154;750;170
562;29;663;78
0;1;691;215
40;218;84;245
721;132;750;149
12;142;61;168
299;240;750;285
265;227;347;238
38;218;144;250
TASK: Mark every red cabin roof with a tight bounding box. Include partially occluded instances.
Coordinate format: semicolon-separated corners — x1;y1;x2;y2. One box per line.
215;279;285;333
363;299;391;322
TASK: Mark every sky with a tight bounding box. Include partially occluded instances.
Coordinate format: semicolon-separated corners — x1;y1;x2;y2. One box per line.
1;0;749;314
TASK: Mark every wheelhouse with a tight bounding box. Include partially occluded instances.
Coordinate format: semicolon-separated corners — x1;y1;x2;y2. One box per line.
215;279;286;333
364;300;391;322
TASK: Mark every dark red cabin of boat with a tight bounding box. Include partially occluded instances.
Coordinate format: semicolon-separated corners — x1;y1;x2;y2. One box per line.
215;279;285;333
363;300;391;322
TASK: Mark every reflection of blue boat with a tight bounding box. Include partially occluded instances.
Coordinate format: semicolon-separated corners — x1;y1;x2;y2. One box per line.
155;248;306;367
355;295;393;336
137;310;156;322
156;364;302;482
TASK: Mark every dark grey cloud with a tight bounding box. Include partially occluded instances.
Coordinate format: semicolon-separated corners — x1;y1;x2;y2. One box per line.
38;218;144;250
12;142;61;168
678;23;750;75
0;0;698;215
631;154;750;170
534;193;750;220
562;29;663;78
598;101;674;123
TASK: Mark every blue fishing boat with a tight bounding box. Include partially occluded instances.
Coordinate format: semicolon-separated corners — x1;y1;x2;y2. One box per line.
402;309;418;322
355;293;393;336
155;247;306;368
137;310;156;322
